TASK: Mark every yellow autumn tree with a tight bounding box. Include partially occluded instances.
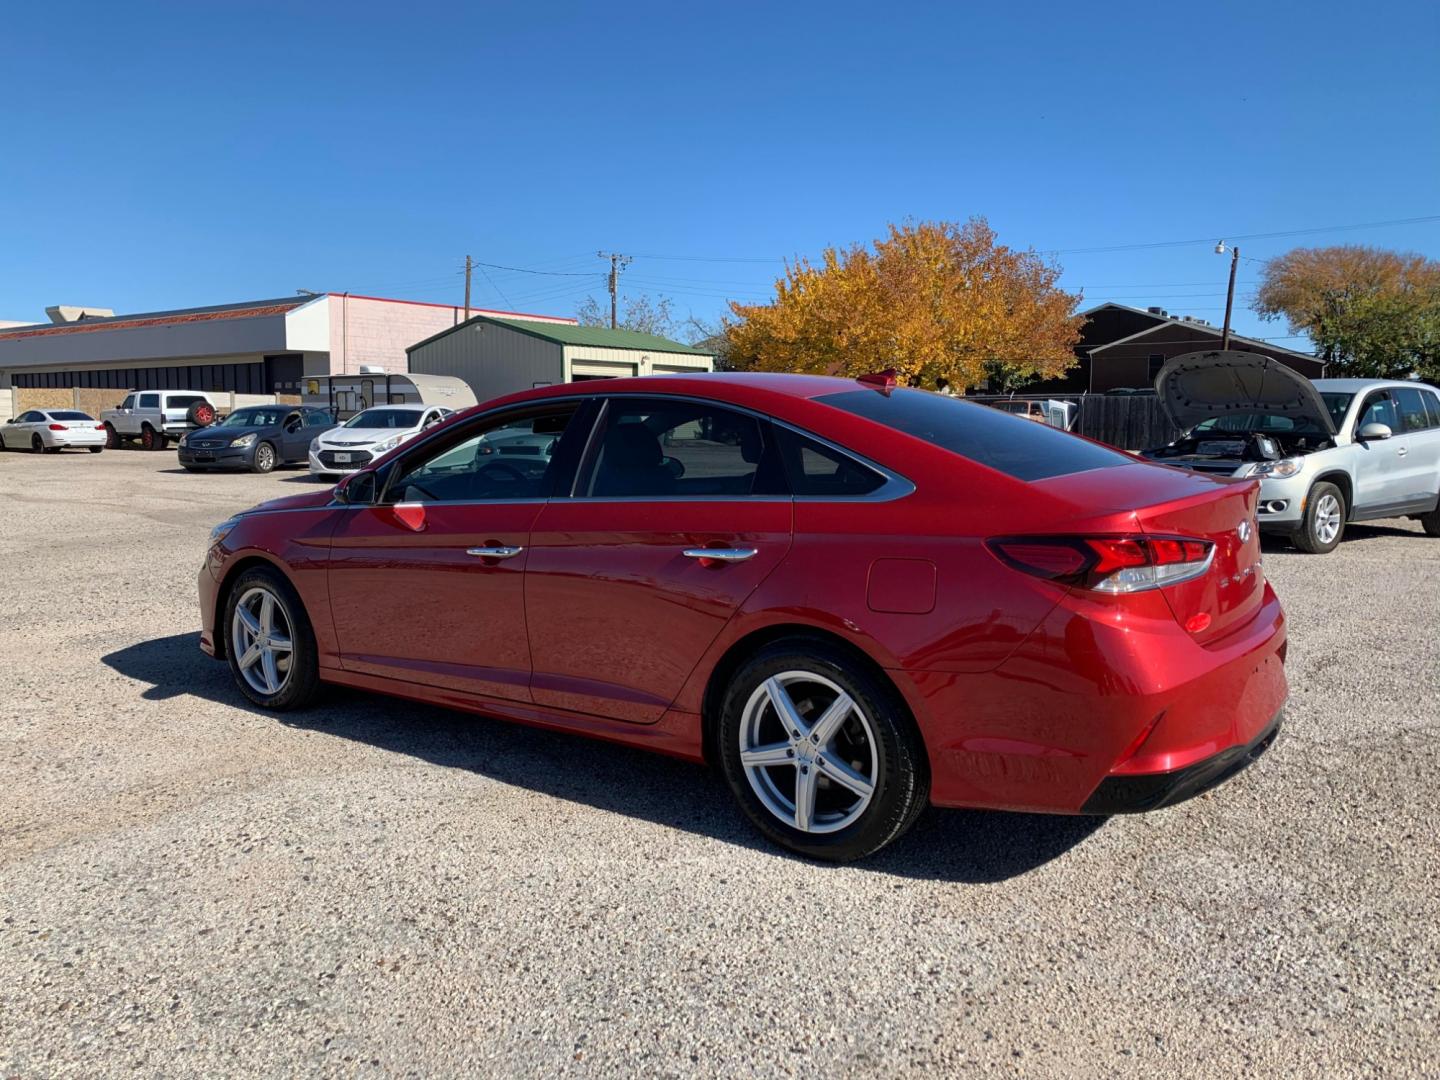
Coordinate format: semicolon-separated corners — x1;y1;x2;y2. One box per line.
725;219;1084;390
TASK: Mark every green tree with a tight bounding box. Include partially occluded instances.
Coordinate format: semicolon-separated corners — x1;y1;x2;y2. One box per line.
1253;245;1440;380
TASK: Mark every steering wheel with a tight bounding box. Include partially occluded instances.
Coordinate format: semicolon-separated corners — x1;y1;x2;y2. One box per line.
476;460;529;483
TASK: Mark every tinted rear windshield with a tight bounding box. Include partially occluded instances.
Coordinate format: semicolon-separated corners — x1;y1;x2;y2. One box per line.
49;411;94;421
817;388;1132;482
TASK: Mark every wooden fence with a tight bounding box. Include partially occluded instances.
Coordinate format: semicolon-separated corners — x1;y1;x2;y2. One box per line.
967;392;1181;451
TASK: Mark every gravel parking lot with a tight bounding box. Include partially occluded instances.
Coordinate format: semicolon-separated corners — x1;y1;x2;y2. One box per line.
2;449;1437;1077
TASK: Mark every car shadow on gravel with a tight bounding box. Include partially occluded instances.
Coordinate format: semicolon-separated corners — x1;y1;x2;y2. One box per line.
102;632;1106;883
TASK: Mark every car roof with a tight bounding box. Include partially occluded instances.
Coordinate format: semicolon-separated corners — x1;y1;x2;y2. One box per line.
1313;378;1440;392
481;371;870;411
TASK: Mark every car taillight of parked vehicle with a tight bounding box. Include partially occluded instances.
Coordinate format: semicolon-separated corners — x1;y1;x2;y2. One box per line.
48;423;67;431
986;535;1215;594
94;423;105;430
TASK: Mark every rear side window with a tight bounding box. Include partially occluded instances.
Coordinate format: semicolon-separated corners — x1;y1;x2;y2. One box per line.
586;400;768;498
167;394;207;408
817;388;1132;482
1393;387;1435;432
139;393;160;408
772;426;885;496
1425;390;1440;429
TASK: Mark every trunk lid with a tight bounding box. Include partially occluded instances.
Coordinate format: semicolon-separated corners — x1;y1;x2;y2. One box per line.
1156;349;1335;436
1029;462;1264;645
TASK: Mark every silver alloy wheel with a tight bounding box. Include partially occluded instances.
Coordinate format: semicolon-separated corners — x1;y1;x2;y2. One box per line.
1315;492;1342;545
230;586;294;696
738;670;878;834
256;443;275;471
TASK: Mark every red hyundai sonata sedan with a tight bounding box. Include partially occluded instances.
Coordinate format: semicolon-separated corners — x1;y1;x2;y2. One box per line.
198;373;1286;860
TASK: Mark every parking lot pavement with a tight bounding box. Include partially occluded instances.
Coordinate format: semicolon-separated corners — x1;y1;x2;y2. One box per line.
2;449;1437;1077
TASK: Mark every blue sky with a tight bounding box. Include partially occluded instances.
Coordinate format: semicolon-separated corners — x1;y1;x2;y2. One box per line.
2;0;1437;346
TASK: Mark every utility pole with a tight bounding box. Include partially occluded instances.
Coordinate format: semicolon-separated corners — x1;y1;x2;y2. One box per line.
598;251;631;328
463;255;473;321
1216;242;1239;350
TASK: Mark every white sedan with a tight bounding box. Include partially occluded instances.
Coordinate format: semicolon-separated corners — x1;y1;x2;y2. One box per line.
308;405;451;478
0;409;108;453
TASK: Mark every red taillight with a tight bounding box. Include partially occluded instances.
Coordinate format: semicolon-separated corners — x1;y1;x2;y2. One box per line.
48;423;66;431
94;423;105;430
987;535;1214;593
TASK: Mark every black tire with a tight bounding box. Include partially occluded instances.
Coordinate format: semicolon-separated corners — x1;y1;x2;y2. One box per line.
251;441;277;473
1420;505;1440;538
1290;481;1346;554
222;565;321;710
89;446;103;454
182;465;205;472
31;435;45;454
0;433;7;450
104;423;121;449
717;639;929;862
140;426;160;451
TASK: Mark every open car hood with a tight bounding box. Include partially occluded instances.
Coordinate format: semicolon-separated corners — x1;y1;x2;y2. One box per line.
1154;350;1336;436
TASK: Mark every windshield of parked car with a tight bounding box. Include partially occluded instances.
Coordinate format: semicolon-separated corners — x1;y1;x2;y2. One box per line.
1320;392;1354;427
1193;413;1327;436
217;408;286;427
49;411;94;421
346;408;422;429
817;388;1132;482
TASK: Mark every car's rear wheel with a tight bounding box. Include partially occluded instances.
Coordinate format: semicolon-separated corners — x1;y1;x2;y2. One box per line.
224;567;320;710
1291;481;1345;554
718;640;928;861
31;435;45;454
251;441;277;473
140;426;160;451
1420;503;1440;538
88;446;103;454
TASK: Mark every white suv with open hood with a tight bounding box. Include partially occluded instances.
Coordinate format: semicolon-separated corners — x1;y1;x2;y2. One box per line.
1142;351;1440;553
309;404;451;478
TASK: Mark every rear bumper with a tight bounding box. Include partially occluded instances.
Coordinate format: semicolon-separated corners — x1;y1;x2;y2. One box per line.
1080;707;1283;814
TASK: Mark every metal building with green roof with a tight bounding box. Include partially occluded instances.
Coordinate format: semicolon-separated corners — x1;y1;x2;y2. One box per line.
406;314;714;398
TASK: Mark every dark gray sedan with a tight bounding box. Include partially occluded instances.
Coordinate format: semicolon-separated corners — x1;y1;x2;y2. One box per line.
177;406;338;473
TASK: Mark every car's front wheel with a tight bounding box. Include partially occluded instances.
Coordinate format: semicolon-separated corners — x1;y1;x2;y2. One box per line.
251;441;277;473
1291;481;1346;554
223;566;321;710
1420;503;1440;538
718;640;928;861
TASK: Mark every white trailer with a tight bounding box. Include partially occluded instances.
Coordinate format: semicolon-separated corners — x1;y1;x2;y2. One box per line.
300;370;477;420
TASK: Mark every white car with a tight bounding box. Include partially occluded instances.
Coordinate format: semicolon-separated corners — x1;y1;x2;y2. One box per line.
0;409;108;453
308;405;451;478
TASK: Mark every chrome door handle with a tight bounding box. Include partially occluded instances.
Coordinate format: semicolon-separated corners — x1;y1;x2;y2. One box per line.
683;547;758;562
1396;446;1408;456
466;546;524;559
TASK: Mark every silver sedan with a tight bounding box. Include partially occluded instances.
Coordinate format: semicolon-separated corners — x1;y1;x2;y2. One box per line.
0;409;108;453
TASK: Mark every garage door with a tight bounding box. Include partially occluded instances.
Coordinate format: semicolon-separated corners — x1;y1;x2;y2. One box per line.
570;360;637;381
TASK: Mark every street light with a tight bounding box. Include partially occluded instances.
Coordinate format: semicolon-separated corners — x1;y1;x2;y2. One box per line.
1215;241;1239;350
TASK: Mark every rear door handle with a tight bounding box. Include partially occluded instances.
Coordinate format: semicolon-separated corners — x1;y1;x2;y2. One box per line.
466;546;524;559
1396;446;1408;457
683;547;758;563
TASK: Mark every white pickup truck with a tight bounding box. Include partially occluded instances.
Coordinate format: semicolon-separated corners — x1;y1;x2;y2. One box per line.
101;391;220;450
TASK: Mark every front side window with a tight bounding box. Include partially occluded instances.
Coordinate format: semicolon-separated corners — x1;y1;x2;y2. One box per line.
1393;387;1434;432
18;411;43;423
304;409;334;428
585;400;768;498
1356;392;1399;432
818;387;1132;482
120;395;135;409
391;407;577;503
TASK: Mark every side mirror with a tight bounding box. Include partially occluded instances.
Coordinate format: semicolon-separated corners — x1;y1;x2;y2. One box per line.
334;470;377;504
1358;422;1392;441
